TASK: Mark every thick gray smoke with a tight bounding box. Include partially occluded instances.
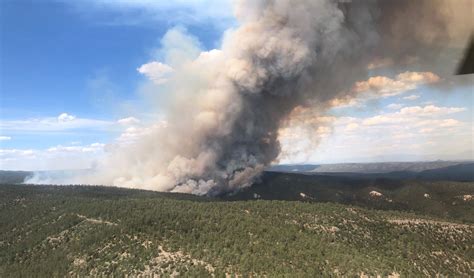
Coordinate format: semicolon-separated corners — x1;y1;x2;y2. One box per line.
32;0;471;194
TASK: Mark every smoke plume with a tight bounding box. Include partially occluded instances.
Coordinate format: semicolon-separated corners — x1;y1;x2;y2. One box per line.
33;0;471;195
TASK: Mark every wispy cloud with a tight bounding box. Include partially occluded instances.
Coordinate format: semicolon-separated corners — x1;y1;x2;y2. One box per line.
352;71;439;98
279;104;471;164
362;105;466;126
0;113;114;133
0;142;105;171
117;117;141;126
47;143;105;153
403;94;420;101
137;62;174;84
330;71;440;108
60;0;235;29
57;113;76;122
387;103;403;110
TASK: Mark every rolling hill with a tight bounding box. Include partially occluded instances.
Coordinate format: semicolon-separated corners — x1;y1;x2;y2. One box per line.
223;171;474;222
1;162;473;276
1;183;473;277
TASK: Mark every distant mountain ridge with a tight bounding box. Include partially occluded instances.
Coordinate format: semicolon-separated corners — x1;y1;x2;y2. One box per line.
266;164;319;172
0;170;32;184
268;161;471;174
299;163;474;182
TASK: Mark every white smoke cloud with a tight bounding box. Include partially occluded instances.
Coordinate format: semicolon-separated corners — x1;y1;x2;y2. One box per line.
157;26;203;67
367;57;394;70
36;0;471;195
115;121;166;145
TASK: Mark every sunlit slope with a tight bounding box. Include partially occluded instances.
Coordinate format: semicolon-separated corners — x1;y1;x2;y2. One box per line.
1;184;472;277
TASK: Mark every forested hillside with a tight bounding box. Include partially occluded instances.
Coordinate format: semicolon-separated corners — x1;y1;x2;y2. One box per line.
0;171;32;184
1;184;472;277
226;172;474;222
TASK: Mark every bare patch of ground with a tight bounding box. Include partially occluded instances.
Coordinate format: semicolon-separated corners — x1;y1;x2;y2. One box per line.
458;194;473;202
369;191;383;198
139;245;215;277
76;214;117;226
387;218;472;229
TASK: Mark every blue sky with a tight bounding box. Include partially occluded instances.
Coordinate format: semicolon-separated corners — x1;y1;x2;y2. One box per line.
0;0;472;170
0;0;231;149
